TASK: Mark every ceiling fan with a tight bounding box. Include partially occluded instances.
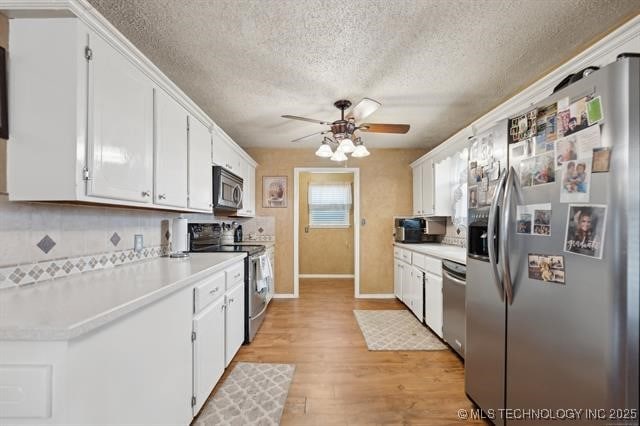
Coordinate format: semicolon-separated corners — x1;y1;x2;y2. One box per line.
281;98;410;161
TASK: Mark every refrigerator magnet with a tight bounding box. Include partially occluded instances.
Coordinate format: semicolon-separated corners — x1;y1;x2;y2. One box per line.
586;96;603;125
528;254;565;284
560;159;591;203
564;204;608;259
592;147;611;173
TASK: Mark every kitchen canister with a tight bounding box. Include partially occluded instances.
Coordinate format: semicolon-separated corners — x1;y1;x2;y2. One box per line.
170;217;189;258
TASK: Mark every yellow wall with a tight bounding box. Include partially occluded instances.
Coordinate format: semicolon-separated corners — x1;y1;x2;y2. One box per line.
247;148;426;295
299;172;354;275
0;14;8;194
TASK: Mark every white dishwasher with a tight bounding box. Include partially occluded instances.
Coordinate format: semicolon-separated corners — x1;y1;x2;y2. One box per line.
442;259;467;359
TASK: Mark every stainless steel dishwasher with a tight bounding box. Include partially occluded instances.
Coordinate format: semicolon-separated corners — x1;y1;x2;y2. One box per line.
442;259;467;359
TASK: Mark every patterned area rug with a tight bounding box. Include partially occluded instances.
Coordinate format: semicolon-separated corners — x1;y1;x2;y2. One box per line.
193;362;295;426
353;310;447;351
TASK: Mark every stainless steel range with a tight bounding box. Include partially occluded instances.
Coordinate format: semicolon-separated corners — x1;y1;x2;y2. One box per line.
188;223;270;342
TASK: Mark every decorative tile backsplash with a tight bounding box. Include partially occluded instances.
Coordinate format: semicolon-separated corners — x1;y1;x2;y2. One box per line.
0;245;169;289
0;194;277;290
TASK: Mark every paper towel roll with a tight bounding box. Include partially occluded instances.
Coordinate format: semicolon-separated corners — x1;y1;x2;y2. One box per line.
171;218;189;254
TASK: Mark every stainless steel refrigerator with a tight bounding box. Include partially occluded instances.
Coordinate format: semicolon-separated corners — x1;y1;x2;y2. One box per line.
465;56;639;425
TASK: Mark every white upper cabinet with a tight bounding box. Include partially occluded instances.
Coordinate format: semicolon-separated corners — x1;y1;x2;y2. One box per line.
412;159;434;215
412;165;422;215
236;162;256;217
211;127;242;174
86;30;154;203
7;17;256;213
154;88;188;208
188;116;213;211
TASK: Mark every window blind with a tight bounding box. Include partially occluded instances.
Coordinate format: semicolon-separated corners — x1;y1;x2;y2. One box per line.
308;182;352;227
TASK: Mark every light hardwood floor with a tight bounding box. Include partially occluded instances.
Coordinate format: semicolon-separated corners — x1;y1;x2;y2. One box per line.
214;279;485;425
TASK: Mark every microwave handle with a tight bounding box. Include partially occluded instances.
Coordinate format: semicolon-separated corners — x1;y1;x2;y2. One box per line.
233;184;243;204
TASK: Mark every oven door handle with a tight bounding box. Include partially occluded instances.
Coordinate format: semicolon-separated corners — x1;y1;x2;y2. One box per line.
250;301;269;320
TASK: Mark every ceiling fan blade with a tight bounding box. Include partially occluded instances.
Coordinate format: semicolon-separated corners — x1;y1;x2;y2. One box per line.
291;130;329;143
359;123;410;134
347;98;381;121
282;115;333;125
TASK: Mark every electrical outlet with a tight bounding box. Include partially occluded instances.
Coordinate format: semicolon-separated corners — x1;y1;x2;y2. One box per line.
134;234;144;253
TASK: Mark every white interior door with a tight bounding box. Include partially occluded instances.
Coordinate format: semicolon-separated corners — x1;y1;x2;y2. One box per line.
87;31;153;203
154;88;188;208
225;284;245;366
188;116;213;211
192;297;225;416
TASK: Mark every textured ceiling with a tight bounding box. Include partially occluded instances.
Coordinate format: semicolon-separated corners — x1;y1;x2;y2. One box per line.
87;0;638;150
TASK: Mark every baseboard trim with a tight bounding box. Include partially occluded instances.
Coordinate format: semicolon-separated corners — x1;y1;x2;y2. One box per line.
272;293;297;299
298;274;355;279
355;293;397;299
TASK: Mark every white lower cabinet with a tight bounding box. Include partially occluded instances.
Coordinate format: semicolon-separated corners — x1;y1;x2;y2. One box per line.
225;283;245;366
410;266;424;320
393;258;403;299
425;272;444;337
192;296;226;415
400;261;412;306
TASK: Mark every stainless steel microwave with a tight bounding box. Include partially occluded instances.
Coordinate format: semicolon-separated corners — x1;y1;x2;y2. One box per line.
213;166;243;210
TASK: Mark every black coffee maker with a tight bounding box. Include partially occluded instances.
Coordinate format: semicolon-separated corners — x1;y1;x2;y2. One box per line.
234;225;243;242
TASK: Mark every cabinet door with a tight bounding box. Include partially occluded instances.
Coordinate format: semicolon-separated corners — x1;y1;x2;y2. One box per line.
225;283;245;366
425;273;443;337
421;158;435;215
154;88;188;208
411;267;424;321
401;261;412;306
192;297;225;415
188;116;213;211
245;164;256;216
412;165;422;215
394;259;402;299
87;32;153;203
434;156;453;216
212;129;237;173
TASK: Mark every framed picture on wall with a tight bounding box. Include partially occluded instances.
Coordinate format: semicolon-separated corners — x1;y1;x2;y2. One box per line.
263;176;287;208
0;46;8;139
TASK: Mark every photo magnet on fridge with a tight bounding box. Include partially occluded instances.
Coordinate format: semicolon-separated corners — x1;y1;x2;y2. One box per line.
560;159;591;203
564;204;607;259
586;96;603;125
592;147;611;173
528;254;565;284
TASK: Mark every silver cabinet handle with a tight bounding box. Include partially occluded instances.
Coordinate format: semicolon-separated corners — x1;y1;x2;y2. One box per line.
234;273;241;279
209;287;218;295
158;194;166;200
487;169;508;301
142;190;151;197
229;297;234;303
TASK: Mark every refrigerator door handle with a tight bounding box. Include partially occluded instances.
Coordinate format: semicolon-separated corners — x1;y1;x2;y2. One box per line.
488;169;508;300
501;166;523;305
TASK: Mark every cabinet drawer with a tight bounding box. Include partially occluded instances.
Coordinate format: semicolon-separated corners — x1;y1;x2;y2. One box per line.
393;247;402;259
0;365;52;419
194;271;225;313
226;263;245;289
412;252;426;270
424;255;442;276
400;249;412;263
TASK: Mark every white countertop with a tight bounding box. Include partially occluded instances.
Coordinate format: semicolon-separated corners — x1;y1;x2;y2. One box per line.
394;242;467;264
0;253;246;341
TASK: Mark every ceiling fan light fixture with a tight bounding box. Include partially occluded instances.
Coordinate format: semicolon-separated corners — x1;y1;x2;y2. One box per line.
351;144;370;158
315;142;333;158
338;138;355;153
330;149;348;162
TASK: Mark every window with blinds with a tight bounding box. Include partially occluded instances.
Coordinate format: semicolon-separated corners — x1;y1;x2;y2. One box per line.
308;182;352;228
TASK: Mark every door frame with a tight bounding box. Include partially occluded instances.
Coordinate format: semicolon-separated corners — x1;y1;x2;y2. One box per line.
293;167;360;298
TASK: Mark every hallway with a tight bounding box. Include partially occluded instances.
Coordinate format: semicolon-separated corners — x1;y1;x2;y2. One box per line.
229;279;484;425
